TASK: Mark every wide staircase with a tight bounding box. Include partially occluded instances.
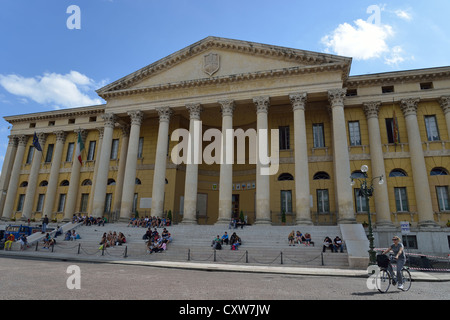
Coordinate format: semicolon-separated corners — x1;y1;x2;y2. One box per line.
49;222;350;268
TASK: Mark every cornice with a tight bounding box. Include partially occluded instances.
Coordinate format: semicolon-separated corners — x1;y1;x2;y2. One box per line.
4;105;105;124
97;36;352;98
346;66;450;88
99;62;350;99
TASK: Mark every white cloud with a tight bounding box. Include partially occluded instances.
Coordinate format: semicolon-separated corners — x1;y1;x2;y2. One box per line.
384;46;406;66
321;19;394;60
0;71;105;109
395;9;412;21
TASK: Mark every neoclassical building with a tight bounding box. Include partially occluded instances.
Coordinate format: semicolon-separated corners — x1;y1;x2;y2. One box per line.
1;37;450;230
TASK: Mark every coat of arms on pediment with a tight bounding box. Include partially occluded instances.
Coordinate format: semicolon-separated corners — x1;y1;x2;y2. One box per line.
203;53;220;76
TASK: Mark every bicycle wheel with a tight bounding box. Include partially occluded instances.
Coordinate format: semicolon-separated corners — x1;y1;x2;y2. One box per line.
400;268;412;291
376;269;391;293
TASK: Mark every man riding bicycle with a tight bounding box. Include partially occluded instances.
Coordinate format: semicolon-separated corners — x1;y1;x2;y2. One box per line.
381;236;406;290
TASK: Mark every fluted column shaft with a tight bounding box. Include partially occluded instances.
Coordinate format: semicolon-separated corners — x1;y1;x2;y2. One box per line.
43;131;66;218
182;103;202;224
88;128;104;214
440;96;450;139
113;125;130;213
2;136;28;220
92;113;116;217
289;93;313;225
363;102;394;228
22;133;47;220
0;136;18;218
216;100;235;224
254;96;271;225
400;98;437;228
119;111;143;220
328;89;355;224
151;107;172;217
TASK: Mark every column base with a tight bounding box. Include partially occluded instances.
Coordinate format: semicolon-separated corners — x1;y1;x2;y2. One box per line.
337;217;357;225
374;220;397;231
295;218;314;226
215;218;231;226
418;220;441;230
254;218;272;225
180;218;198;225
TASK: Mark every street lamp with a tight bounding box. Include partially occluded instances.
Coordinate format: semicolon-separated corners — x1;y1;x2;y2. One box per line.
350;165;384;265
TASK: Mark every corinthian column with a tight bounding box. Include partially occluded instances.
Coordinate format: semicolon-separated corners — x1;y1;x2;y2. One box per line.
120;111;143;220
2;135;28;220
400;98;438;229
92;113;116;217
439;96;450;139
63;129;87;221
182;103;202;224
254;96;271;225
0;136;18;218
328;89;355;224
289;92;313;225
22;132;47;220
43;131;66;218
151;107;172;217
216;100;235;224
363;102;394;228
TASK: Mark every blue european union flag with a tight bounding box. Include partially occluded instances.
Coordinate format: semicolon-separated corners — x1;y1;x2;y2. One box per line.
33;132;42;152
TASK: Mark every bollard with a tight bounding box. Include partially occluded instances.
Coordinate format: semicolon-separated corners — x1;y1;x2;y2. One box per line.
35;241;38;251
51;243;54;252
280;251;283;265
187;249;190;261
123;246;128;258
77;243;81;254
102;244;105;256
321;252;324;266
214;249;217;262
245;250;248;263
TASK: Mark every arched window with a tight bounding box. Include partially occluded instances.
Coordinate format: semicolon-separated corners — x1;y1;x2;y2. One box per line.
430;167;449;176
60;180;70;186
39;180;48;187
277;173;294;181
313;172;330;180
135;178;142;185
81;179;92;186
389;169;408;177
351;170;365;179
19;181;28;187
107;179;116;186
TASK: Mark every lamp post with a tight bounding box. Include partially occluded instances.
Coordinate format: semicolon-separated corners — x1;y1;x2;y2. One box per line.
351;165;384;265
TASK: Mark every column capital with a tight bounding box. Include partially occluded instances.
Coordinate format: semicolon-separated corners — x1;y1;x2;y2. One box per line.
186;103;202;120
328;88;347;107
36;132;47;146
7;135;18;147
156;107;173;123
400;98;420;117
96;127;105;139
119;124;130;137
253;96;270;113
17;135;28;147
218;100;235;117
289;92;307;111
439;96;450;115
127;110;144;126
74;128;87;141
54;131;67;143
363;101;382;119
102;113;117;128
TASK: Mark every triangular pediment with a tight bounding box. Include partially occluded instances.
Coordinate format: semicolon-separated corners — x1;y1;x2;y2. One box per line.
97;36;352;98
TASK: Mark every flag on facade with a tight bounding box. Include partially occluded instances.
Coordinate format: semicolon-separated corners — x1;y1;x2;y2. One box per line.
392;109;399;145
32;132;42;152
76;131;85;164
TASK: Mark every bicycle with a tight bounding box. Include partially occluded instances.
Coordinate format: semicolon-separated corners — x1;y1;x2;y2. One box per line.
375;254;412;293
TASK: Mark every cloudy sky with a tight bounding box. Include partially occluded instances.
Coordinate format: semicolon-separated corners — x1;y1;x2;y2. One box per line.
0;0;449;170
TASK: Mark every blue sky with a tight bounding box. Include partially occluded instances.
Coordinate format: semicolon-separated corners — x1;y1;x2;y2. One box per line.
0;0;450;170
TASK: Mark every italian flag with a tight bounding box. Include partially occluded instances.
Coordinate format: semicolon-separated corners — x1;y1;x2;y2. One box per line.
76;131;85;164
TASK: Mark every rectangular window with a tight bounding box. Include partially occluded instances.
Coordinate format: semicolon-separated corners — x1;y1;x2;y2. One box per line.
280;190;292;214
66;143;74;162
354;188;368;212
87;141;96;161
402;235;418;250
278;126;290;150
317;189;329;213
138;137;144;158
436;186;450;211
104;193;113;213
348;121;361;146
45;144;54;163
80;193;89;213
36;194;45;212
313;123;325;148
57;194;67;212
26;146;34;164
17;194;25;212
424;115;440;141
382;86;394;93
394;187;409;212
110;139;119;160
